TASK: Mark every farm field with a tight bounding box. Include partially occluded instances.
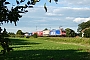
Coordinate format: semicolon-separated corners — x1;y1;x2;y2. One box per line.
0;37;90;60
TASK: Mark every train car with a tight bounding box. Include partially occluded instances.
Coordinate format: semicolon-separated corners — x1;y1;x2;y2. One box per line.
43;30;50;36
49;29;56;36
32;28;66;37
60;29;66;36
49;29;60;36
37;31;43;36
29;33;32;36
56;29;60;35
61;30;66;36
24;32;32;38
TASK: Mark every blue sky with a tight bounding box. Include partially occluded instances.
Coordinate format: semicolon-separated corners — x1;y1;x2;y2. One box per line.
1;0;90;33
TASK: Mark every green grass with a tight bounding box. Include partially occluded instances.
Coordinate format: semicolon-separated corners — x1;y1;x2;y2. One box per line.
0;37;90;60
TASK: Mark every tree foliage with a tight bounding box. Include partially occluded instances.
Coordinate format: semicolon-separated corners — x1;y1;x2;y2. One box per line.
65;28;76;37
84;28;90;38
33;33;38;38
0;0;58;54
77;20;90;37
8;32;15;37
2;28;9;37
0;0;35;26
8;32;15;35
16;30;23;35
77;20;90;32
0;0;58;26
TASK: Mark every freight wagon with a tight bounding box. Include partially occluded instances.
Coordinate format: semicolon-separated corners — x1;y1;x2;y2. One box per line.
37;31;43;37
49;29;61;36
43;30;50;36
30;28;66;37
24;32;32;38
35;29;66;37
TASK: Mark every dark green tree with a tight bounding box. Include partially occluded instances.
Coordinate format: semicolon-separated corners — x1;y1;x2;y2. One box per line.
0;0;58;54
2;28;9;37
16;30;23;35
65;28;76;37
8;32;15;37
77;20;90;37
16;30;23;37
84;28;90;38
77;20;90;32
0;0;35;54
33;33;38;38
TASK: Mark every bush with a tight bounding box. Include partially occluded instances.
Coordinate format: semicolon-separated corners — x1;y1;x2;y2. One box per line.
26;36;30;38
33;33;38;38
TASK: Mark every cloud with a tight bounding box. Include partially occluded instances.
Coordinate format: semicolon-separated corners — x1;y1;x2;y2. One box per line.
59;0;90;7
45;13;57;16
66;17;74;20
45;12;62;16
73;17;90;23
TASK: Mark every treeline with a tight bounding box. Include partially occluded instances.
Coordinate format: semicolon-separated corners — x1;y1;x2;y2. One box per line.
4;30;25;38
1;28;38;38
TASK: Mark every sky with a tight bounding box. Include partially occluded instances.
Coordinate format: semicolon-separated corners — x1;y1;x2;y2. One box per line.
1;0;90;33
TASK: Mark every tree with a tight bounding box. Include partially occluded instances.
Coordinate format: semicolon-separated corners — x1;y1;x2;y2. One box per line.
8;32;15;35
16;30;23;37
0;0;34;54
0;0;59;32
65;28;76;37
0;0;58;54
77;20;90;37
33;33;38;38
77;20;90;32
8;32;15;37
2;28;9;37
84;28;90;38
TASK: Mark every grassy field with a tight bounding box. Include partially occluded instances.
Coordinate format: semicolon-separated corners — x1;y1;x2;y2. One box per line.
0;37;90;60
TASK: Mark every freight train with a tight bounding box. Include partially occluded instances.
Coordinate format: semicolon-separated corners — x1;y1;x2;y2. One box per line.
24;29;66;37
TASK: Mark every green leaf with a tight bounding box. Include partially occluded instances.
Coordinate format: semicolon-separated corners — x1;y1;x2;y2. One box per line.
44;3;47;12
48;0;51;3
5;2;10;4
16;0;19;4
54;0;58;4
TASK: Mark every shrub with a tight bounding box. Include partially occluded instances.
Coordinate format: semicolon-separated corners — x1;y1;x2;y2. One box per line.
33;33;38;38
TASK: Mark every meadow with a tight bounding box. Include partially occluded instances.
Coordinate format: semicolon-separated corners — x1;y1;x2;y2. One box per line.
0;37;90;60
